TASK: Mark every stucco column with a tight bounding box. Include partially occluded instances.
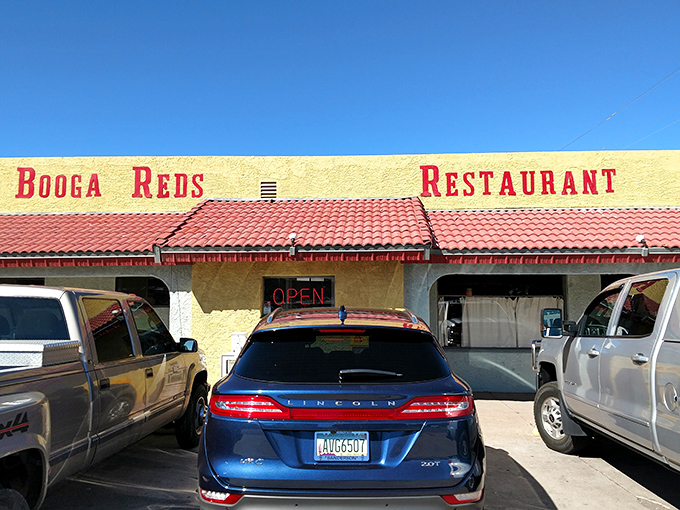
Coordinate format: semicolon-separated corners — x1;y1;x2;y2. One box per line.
166;265;193;340
564;274;601;321
403;264;437;329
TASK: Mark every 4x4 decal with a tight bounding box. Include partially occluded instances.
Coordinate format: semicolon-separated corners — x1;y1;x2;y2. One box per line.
0;412;29;440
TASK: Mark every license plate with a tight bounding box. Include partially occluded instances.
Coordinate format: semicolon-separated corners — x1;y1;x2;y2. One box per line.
314;431;369;462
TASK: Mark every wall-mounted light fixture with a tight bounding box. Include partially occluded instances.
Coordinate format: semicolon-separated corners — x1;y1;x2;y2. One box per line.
289;232;297;256
636;234;649;258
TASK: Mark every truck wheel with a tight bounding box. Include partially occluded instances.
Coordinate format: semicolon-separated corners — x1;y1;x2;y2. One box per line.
0;489;30;510
534;382;589;454
175;383;208;449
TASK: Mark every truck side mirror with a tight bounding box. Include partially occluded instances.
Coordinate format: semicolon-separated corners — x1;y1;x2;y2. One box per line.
179;337;198;352
541;308;563;338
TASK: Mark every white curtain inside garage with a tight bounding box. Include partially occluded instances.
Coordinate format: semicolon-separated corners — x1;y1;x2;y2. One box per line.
461;296;563;348
515;296;563;347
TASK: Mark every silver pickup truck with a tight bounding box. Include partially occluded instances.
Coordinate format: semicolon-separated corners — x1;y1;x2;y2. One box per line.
531;268;680;470
0;285;209;509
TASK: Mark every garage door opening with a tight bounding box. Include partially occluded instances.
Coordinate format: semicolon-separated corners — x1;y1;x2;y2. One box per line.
437;275;564;348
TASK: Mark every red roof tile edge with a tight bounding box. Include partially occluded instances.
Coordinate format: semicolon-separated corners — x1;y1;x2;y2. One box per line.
3;202;680;266
157;196;436;250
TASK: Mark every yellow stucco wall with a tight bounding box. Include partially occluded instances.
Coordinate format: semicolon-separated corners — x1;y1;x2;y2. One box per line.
4;151;679;385
191;260;404;384
2;151;678;213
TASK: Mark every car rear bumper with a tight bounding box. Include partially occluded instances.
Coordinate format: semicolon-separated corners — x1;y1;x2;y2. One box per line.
198;493;485;509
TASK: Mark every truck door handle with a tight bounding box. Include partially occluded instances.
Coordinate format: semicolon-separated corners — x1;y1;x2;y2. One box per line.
587;348;600;358
100;378;110;390
145;368;154;378
631;353;650;365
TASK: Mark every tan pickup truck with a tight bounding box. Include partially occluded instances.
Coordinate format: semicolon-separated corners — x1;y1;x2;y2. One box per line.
0;285;208;509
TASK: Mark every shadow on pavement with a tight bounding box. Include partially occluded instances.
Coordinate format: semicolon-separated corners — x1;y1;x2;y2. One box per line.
484;446;556;510
43;435;556;510
54;431;680;510
42;429;200;510
583;437;680;509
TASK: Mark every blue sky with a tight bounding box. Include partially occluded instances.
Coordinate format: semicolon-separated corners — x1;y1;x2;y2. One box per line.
1;1;679;157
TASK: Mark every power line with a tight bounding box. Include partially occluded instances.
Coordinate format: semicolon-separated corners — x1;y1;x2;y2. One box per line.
623;116;680;149
603;103;680;149
560;65;680;150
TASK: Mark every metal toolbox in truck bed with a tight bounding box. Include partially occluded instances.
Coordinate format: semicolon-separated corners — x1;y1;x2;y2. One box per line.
0;339;81;368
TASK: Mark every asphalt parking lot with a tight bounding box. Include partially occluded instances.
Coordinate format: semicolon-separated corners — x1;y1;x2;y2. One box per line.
42;397;680;510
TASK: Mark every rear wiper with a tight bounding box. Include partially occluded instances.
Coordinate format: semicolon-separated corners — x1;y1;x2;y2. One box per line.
338;369;403;382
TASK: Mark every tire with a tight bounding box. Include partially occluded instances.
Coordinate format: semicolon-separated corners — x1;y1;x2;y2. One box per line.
534;382;589;455
175;383;208;449
0;489;30;510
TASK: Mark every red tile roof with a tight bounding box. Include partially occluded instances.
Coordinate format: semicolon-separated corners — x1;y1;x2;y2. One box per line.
2;200;680;267
428;208;680;251
160;197;435;251
0;212;184;256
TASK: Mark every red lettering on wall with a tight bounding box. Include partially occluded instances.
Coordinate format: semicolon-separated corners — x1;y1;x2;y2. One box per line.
521;171;535;195
192;174;204;198
480;172;493;195
132;166;153;198
38;175;50;198
420;165;441;197
71;175;82;198
55;175;67;198
132;167;203;198
445;173;458;196
418;165;618;199
561;171;577;195
583;170;598;194
175;174;188;197
462;172;475;196
417;165;617;199
15;168;100;199
86;174;102;197
16;168;35;198
158;174;170;198
602;168;616;193
541;171;555;195
499;171;516;196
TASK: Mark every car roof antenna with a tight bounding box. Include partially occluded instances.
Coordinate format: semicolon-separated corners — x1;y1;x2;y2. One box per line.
339;305;347;324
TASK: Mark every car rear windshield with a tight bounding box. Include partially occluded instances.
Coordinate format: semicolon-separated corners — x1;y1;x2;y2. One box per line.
0;297;69;341
233;327;452;383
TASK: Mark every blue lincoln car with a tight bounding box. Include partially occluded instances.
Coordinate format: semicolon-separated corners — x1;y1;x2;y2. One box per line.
198;307;485;509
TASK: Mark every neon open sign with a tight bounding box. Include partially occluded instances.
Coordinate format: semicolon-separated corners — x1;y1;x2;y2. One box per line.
272;287;324;306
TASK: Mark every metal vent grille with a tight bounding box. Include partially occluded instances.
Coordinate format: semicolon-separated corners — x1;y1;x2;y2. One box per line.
260;181;277;199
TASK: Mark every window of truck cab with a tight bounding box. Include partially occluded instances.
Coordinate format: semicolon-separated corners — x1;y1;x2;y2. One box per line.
126;298;176;355
83;298;135;363
613;278;669;337
579;286;622;337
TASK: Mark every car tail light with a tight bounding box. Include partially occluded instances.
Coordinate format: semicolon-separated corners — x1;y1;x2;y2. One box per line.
199;489;243;505
290;396;473;420
396;396;474;419
210;395;473;421
210;395;290;419
441;489;483;504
